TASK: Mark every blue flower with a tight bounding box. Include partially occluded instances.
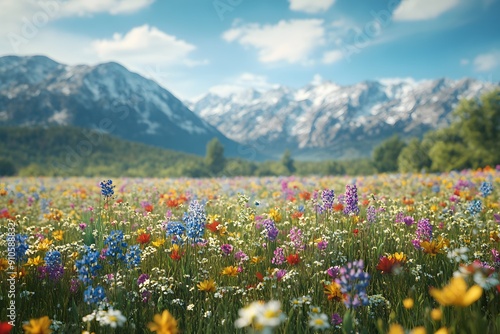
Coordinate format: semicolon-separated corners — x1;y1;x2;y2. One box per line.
183;200;206;243
479;182;493;197
75;246;102;285
468;199;482;216
15;234;29;263
335;260;370;309
125;245;142;268
165;221;186;244
104;230;128;263
99;179;115;198
84;285;106;305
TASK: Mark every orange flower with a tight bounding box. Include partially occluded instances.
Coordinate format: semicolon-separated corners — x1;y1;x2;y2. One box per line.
299;191;311;200
137;233;151;245
286;254;300;266
169;244;182;261
221;266;239;277
22;316;52;334
324;282;342;301
420;236;449;256
206;221;220;233
147;310;178;334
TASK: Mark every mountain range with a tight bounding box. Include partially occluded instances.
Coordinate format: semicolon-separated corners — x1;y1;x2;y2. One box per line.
1;55;498;161
188;78;499;159
0;55;244;157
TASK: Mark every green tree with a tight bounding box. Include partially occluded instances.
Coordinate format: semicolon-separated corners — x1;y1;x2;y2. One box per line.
205;138;226;175
372;135;407;173
281;149;296;174
397;138;431;173
0;158;16;176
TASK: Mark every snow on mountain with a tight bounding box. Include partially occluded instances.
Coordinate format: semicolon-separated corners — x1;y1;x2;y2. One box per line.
189;77;499;159
0;55;242;157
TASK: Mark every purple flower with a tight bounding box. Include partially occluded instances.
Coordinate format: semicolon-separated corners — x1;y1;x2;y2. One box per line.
403;216;415;226
320;189;335;212
343;184;360;215
366;206;376;223
221;244;234;256
289;227;305;251
235;250;249;262
327;266;340;279
275;269;287;281
494;213;500;224
272;247;285;265
335;260;370;309
317;240;328;251
137;273;150;285
412;218;432;249
79;223;87;230
492;249;500;267
263;219;279;241
331;313;343;326
394;212;404;223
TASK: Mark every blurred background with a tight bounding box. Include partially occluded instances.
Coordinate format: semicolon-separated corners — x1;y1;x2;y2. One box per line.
0;0;499;177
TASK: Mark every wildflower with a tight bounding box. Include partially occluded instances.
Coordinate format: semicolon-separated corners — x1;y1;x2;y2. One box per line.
125;245;142;268
479;181;493;197
147;310;179;334
0;322;12;334
447;247;469;263
331;313;342;326
288;227;305;251
83;285;106;305
15;234;29;263
467;199;482;215
22;316;52;334
235;300;285;331
37;239;52;252
403;298;414;309
97;308;126;328
42;250;64;281
104;230;128;264
388;324;404;334
221;266;239;277
170;244;182;261
197;279;216;292
235;250;249;262
269;208;282;222
165;222;186;244
137;233;151;245
335;260;370;309
99;180;114;198
430;308;442;321
403;216;415;226
262;219;279;241
435;327;449;334
286;253;300;266
183;200;206;243
343;184;360;215
376;256;400;274
320;189;335;212
455;260;499;289
272;247;285;265
429;276;483;307
412;218;432;249
420;236;449;256
327;266;340;279
275;269;287;281
24;256;44;267
152;238;166;248
75;246;102;285
411;327;426;334
0;258;8;271
221;244;233;256
366;206;377;223
52;230;64;241
317;239;328;251
309;313;330;330
324;282;343;301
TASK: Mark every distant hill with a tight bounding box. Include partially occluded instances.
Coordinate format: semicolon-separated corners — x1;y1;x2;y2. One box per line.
0;55;248;158
0;126;209;177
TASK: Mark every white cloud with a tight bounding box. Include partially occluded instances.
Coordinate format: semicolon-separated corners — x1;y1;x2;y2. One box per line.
474;51;500;72
92;25;203;67
393;0;460;21
322;50;343;64
460;58;470;66
60;0;155;16
288;0;336;14
223;19;325;64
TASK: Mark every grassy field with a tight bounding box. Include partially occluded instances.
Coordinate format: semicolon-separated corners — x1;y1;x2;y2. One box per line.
1;168;499;333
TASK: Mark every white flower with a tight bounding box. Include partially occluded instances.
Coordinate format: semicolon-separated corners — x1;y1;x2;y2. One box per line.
447;247;469;263
97;308;126;328
309;313;331;330
256;300;285;328
187;304;195;311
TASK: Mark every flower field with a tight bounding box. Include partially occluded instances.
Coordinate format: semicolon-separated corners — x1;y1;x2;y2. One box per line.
1;168;500;333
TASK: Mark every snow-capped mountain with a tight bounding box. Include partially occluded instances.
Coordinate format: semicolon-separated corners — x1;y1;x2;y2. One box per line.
0;55;243;157
188;78;499;159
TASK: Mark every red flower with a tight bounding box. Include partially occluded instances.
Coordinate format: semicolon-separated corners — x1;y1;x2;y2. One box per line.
353;228;359;236
0;322;13;334
137;233;151;245
286;253;300;266
144;204;154;212
299;191;311;200
256;272;264;282
333;203;344;212
206;221;220;233
291;211;303;219
376;256;397;274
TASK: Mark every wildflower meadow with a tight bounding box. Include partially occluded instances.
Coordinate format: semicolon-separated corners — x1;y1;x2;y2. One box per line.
1;168;500;333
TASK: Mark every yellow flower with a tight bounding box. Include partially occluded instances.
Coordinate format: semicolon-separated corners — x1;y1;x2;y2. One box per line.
152;238;166;248
25;256;44;267
429;276;483;307
324;282;343;301
388;252;407;263
269;208;282;222
410;327;426;334
435;327;449;334
403;298;414;309
37;239;53;251
430;308;442;321
388;324;404;334
147;310;179;334
420;236;449;256
221;266;239;277
0;258;9;271
250;256;264;264
52;230;64;241
23;316;52;334
197;279;216;292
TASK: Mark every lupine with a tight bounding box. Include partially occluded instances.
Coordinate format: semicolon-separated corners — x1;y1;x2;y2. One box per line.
343;184;360;215
76;246;102;285
99;179;115;198
366;206;377;223
467;199;482;215
125;245;142;268
165;221;186;244
262;219;279;241
43;250;64;281
15;234;29;263
183;200;206;243
272;247;286;265
412;218;433;249
335;260;370;309
84;285;106;305
289;227;305;251
104;230;128;264
479;182;493;197
321;189;335;212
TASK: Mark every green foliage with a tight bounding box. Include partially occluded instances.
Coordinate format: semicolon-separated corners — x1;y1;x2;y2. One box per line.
0;158;16;176
281;149;296;175
397;138;431;173
372;135;407;173
205;137;226;176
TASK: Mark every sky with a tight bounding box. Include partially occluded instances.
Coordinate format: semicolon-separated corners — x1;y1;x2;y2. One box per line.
1;0;500;100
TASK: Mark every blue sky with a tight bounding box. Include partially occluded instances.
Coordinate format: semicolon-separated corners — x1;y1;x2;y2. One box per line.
1;0;499;99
